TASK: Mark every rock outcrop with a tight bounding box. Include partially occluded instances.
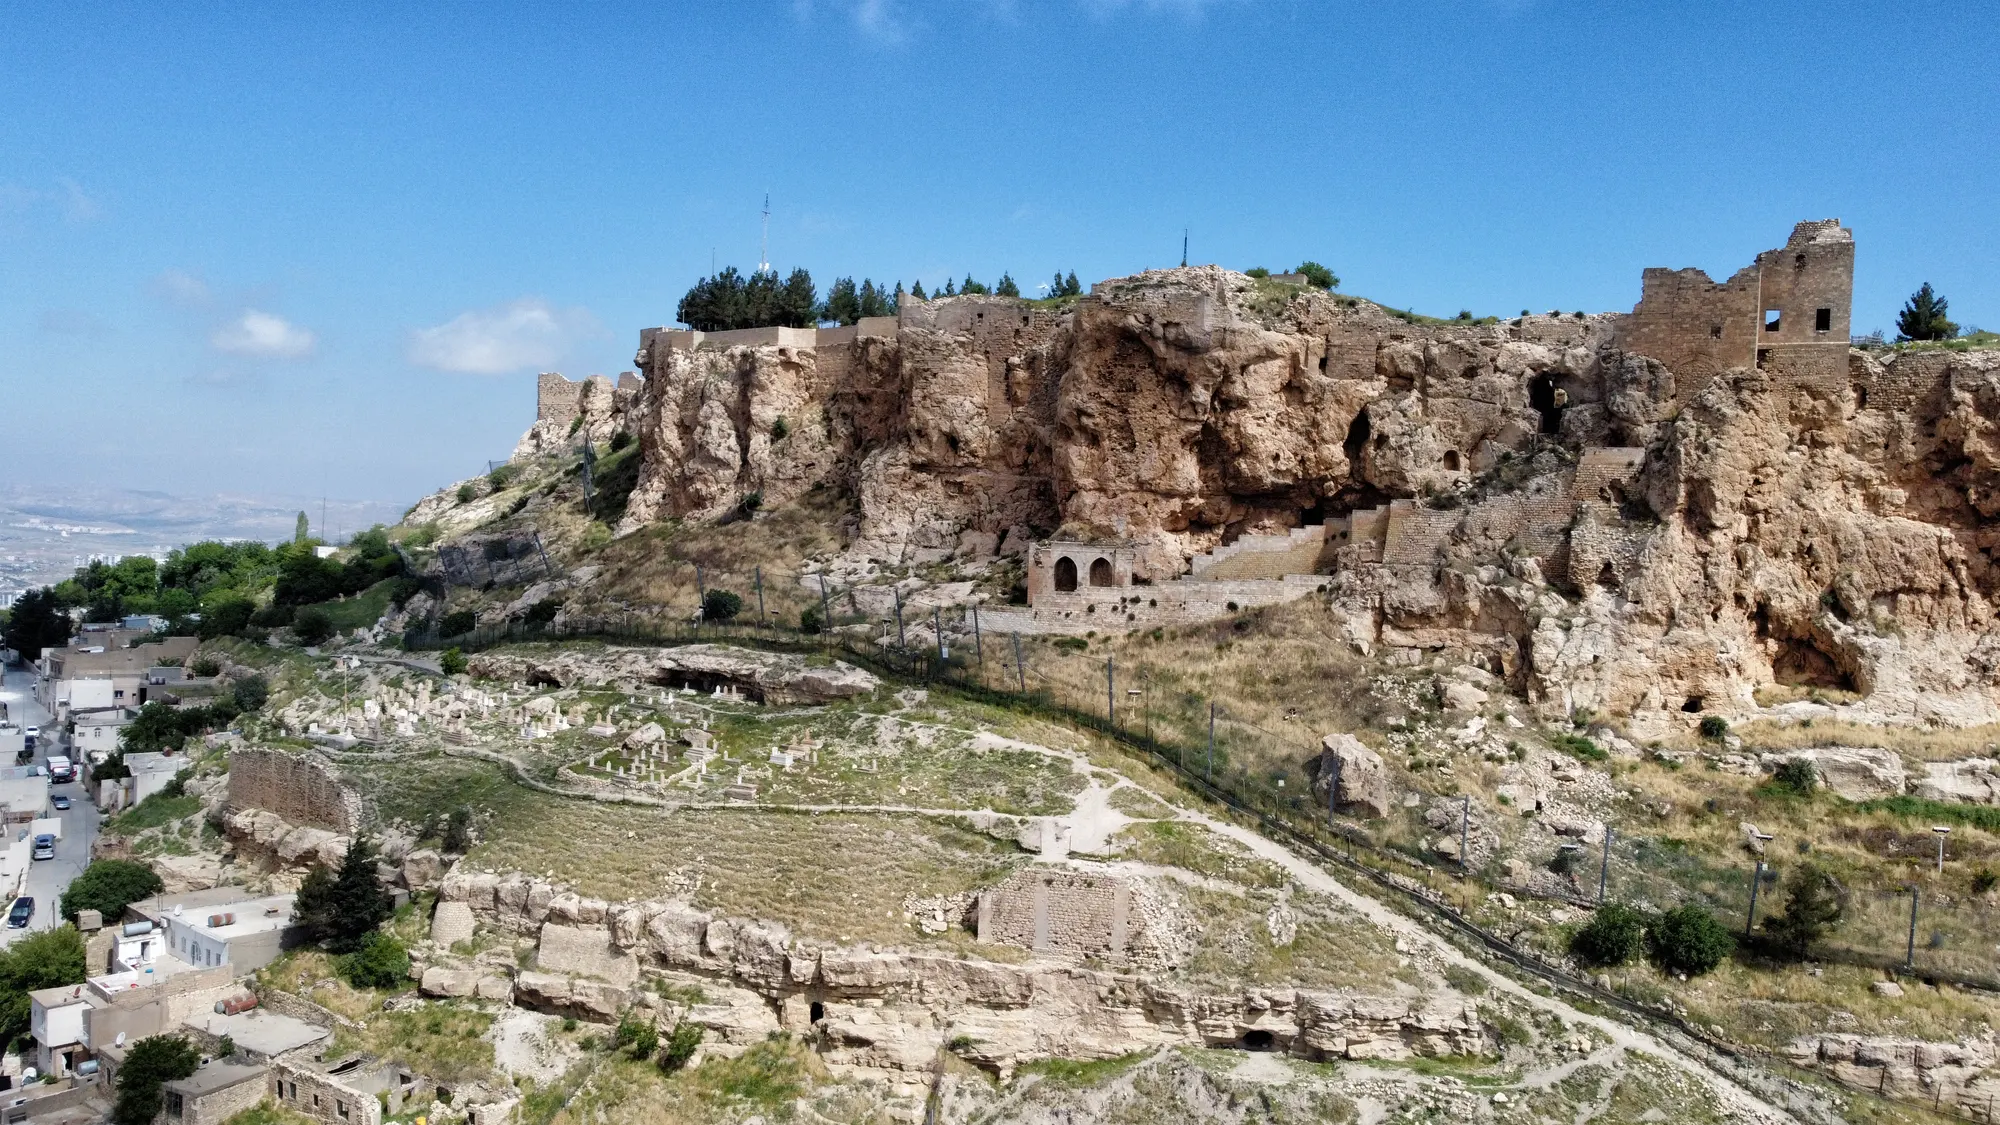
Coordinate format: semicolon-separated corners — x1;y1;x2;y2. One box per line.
466;643;878;705
1313;733;1392;819
432;869;1485;1077
582;223;2000;725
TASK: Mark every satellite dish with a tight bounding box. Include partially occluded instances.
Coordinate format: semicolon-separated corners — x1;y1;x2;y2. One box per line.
114;1032;126;1047
20;1069;36;1083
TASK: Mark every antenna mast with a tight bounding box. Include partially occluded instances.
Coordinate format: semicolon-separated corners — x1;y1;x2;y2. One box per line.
1181;228;1188;268
758;193;771;275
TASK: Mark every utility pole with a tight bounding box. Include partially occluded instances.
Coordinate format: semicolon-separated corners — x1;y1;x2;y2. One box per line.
1011;633;1025;693
818;575;832;640
893;587;906;649
1598;827;1613;904
1206;701;1216;783
758;192;771;275
932;607;945;666
1181;228;1188;268
1744;861;1766;937
1905;884;1920;970
754;567;766;626
694;563;706;621
971;604;982;664
1106;657;1115;726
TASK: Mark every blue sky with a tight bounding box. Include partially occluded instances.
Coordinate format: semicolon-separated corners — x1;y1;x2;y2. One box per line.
3;1;1994;510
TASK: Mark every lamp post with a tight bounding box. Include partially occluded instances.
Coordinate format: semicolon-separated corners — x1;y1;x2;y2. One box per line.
1932;826;1951;875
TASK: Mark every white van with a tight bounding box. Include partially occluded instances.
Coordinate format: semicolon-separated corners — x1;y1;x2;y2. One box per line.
46;755;74;783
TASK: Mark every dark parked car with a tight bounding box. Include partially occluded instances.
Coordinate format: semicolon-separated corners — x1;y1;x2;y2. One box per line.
8;897;33;928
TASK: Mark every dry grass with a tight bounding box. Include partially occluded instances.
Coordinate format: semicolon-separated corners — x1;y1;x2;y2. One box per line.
1728;718;2000;762
1619;958;2000;1051
255;951;386;1023
1172;883;1401;991
469;795;1025;946
588;487;848;620
326;1004;497;1084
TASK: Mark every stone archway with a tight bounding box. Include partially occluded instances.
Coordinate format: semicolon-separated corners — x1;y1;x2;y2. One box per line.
1088;557;1114;587
1054;556;1079;592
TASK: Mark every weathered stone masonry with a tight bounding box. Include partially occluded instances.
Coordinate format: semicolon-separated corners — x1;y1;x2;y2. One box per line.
225;748;363;837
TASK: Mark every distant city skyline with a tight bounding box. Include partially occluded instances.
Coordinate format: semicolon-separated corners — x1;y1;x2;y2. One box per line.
3;1;1994;508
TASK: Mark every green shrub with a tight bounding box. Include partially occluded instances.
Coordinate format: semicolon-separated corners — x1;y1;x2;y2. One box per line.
1571;903;1647;966
658;1019;704;1073
232;674;270;713
438;648;468;676
442;806;474;853
62;859;165;924
456;484;477;504
1294;261;1338;290
1768;758;1818;797
1551;732;1607;762
799;606;824;635
339;932;410;989
1647;905;1733;975
487;463;521;489
438;609;476;638
294;607;335;646
702;589;743;623
189;655;221;677
613;1012;658;1060
770;415;789;440
1974;866;1997;894
1245;267;1269;278
1698;715;1729;740
742;491;762;513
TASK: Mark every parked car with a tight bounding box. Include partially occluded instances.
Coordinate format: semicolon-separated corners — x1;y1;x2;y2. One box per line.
30;835;53;861
8;897;33;928
24;727;39;739
51;795;70;811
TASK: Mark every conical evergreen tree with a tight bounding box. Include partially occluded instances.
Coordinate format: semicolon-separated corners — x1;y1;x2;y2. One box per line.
995;273;1020;297
1896;283;1958;342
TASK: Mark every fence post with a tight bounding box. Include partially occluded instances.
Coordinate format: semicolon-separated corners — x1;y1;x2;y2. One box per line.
1598;827;1613;904
1905;884;1920;970
532;531;553;578
1207;701;1215;783
755;567;766;626
1011;633;1025;693
894;588;906;649
1106;657;1115;727
1745;861;1766;937
932;607;945;667
972;604;982;665
818;575;832;638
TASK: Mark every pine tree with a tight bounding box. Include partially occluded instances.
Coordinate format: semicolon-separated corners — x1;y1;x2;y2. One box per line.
1896;283;1958;342
941;278;957;296
780;268;818;328
1763;862;1845;959
1064;271;1081;296
822;277;861;326
296;837;393;954
960;274;990;295
294;512;310;544
910;280;927;300
1051;271;1066;298
995;273;1020;297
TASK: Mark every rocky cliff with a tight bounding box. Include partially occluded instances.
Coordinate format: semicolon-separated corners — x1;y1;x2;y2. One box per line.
538;224;2000;725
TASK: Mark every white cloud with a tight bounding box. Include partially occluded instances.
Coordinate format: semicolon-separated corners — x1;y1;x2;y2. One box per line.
152;269;214;308
211;310;317;359
792;0;911;42
406;298;598;376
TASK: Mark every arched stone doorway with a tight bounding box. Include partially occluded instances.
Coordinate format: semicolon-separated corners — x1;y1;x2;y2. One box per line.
1054;557;1079;592
1088;557;1114;586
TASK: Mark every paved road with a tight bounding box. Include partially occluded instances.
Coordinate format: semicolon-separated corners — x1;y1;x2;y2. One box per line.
0;663;99;943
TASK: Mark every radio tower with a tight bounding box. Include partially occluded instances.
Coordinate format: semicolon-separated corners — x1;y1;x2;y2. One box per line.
757;193;771;275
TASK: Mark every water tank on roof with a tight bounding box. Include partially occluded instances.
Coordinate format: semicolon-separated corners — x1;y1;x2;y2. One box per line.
121;921;154;936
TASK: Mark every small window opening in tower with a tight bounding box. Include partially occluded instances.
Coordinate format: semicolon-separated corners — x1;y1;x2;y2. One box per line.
1443;450;1460;471
1815;307;1832;332
1709;324;1723;339
1756;349;1771;369
1764;309;1782;332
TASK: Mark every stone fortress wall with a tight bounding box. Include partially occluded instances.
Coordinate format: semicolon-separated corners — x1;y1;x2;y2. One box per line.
975;868;1136;962
226;748;363;837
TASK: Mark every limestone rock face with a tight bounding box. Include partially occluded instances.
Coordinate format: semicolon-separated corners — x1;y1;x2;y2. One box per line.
1313;734;1392;819
1759;747;1907;801
581;258;2000;725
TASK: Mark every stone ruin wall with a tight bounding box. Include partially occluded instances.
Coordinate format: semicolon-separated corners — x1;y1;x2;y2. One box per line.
430;867;1487;1073
226;748;363;837
975;868;1134;962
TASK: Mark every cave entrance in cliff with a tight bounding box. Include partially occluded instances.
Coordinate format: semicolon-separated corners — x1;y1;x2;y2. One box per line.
1530;374;1566;435
1772;637;1860;693
525;669;562;688
808;1001;825;1024
1595;561;1618;588
652;669;767;704
1241;1030;1275;1052
1053;557;1079;593
1343;410;1372;465
1088;557;1115;587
